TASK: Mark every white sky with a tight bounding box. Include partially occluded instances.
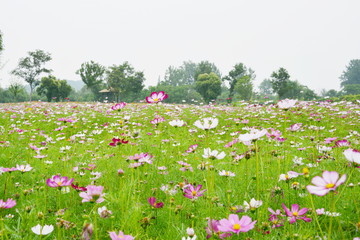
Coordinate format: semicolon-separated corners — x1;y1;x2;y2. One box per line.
1;0;360;93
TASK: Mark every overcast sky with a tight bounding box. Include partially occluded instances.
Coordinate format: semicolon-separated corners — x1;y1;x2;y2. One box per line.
1;0;360;93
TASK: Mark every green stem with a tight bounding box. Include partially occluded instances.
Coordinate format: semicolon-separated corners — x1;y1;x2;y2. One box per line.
328;193;335;239
309;194;325;239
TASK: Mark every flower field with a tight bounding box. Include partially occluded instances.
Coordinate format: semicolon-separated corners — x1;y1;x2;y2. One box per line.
1;97;360;239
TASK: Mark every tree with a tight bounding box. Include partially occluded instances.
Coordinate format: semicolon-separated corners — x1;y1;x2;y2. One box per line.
37;75;72;102
106;62;145;102
321;89;338;98
233;75;253;101
224;63;255;100
76;61;105;100
11;50;52;101
58;80;73;100
162;66;185;86
194;61;221;82
270;67;291;99
259;79;273;95
343;84;360;95
8;82;24;102
0;31;3;53
340;59;360;87
195;72;222;103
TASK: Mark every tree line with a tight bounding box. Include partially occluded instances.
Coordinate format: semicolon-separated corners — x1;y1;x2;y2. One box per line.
1;32;360;103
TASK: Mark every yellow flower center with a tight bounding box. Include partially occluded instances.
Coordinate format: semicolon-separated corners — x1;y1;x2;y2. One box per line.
192;191;197;196
58;182;62;186
118;234;124;239
179;182;184;188
154;98;159;102
303;167;309;174
233;224;241;230
293;212;298;217
231;207;237;211
285;174;289;179
226;172;229;175
326;183;335;189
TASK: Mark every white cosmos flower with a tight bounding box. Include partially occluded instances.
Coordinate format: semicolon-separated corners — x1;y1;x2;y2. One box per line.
186;227;196;237
219;170;235;177
243;198;263;212
193;117;218;130
31;224;54;235
202;148;226;160
343;148;360;165
278;171;301;181
238;129;267;142
277;99;297;109
169;119;185;127
16;164;32;172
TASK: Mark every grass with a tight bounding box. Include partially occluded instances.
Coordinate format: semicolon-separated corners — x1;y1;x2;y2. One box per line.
0;100;359;239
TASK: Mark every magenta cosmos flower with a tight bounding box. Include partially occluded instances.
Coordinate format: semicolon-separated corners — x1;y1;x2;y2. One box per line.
218;214;256;234
46;175;74;188
79;185;105;203
282;203;311;224
109;230;134;240
183;184;206;199
146;91;168;103
0;198;16;209
148;197;164;208
111;102;126;111
306;171;346;196
109;138;129;146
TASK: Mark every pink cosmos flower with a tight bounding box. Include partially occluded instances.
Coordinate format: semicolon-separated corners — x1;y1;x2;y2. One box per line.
46;175;74;188
306;171;346;196
218;214;256;234
282;203;311;224
205;219;232;239
185;144;198;153
183;184;206;199
268;208;284;228
178;161;193;172
146;91;168;103
111;102;126;111
79;185;105;203
71;183;87;192
109;138;129;146
324;137;337;144
148;197;164;208
150;116;165;125
335;139;350;147
266;128;282;140
224;139;237;148
288;123;302;131
0;198;16;209
109;231;134;240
